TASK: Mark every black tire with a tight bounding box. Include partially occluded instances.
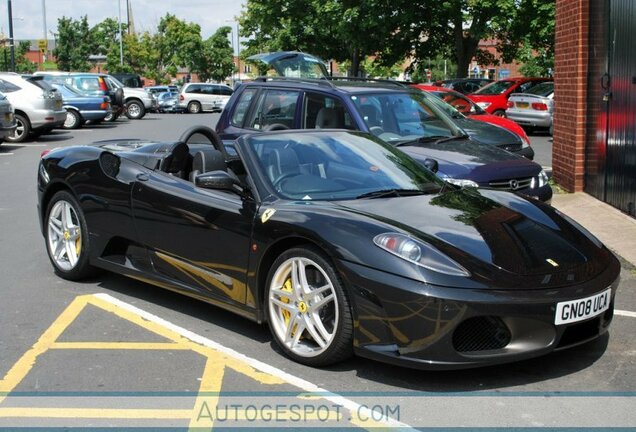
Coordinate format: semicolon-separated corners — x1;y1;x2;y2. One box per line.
265;246;353;367
187;101;202;114
112;88;124;107
125;100;146;120
104;111;119;123
493;109;506;117
6;113;30;143
44;191;97;280
63;109;82;129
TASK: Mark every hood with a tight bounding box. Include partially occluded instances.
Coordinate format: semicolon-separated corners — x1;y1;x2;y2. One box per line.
124;87;153;99
398;138;541;182
335;188;608;284
469;114;529;143
451;117;521;146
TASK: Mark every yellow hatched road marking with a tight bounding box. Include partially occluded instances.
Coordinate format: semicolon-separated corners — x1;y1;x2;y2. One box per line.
0;294;408;430
50;342;189;350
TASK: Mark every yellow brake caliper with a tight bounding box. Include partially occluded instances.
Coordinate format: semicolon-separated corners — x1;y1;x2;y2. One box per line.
281;278;300;338
75;230;81;256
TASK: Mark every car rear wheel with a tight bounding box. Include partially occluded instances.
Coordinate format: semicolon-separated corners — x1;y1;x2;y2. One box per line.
104;111;119;122
63;109;82;129
45;191;96;280
125;100;146;119
6;113;30;143
187;101;201;114
266;246;353;367
493;109;506;117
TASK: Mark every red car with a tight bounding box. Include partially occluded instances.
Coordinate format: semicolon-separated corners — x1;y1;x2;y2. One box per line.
413;84;532;150
467;77;552;117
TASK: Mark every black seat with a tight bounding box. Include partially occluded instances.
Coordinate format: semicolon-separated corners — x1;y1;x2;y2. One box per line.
160;142;190;178
315;107;344;129
189;148;227;182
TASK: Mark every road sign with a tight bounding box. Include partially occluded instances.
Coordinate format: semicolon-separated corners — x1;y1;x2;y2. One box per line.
37;39;47;53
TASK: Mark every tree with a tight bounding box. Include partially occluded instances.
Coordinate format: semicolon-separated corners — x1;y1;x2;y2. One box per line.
239;0;403;77
157;14;203;74
0;41;35;73
196;26;235;83
54;16;92;71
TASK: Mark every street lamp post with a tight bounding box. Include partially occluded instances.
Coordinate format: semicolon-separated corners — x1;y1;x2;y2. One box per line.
8;0;15;71
225;20;240;83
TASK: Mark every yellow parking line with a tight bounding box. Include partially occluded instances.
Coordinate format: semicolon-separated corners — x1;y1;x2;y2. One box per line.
0;407;191;419
50;342;189;350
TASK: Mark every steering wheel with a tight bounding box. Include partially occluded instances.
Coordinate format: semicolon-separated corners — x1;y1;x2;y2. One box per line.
272;172;299;190
178;125;226;155
369;126;385;136
263;123;289;131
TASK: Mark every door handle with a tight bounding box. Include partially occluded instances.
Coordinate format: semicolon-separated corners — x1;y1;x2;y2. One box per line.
136;173;149;181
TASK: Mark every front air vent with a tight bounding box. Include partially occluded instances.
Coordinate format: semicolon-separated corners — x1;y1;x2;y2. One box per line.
453;316;511;353
99;152;121;178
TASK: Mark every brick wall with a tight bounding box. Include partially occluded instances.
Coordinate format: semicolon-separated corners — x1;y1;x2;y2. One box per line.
553;0;589;192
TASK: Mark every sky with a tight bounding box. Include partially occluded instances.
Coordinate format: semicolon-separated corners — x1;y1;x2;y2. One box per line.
0;0;246;41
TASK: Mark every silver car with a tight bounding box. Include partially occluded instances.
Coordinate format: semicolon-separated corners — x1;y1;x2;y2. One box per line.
0;73;66;143
505;81;554;133
0;92;16;144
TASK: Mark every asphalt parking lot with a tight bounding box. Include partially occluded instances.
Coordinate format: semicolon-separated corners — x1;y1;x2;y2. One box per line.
0;114;634;430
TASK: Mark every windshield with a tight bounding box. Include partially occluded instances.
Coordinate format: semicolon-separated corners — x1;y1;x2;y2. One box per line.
523;81;554;97
349;91;460;144
246;131;444;201
474;80;515;95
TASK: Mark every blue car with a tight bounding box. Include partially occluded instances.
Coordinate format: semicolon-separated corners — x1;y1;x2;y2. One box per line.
53;84;112;129
217;52;552;202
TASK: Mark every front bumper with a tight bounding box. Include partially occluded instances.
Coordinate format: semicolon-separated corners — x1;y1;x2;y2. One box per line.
339;255;619;370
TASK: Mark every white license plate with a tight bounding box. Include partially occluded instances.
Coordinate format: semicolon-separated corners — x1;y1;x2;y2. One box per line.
555;288;611;325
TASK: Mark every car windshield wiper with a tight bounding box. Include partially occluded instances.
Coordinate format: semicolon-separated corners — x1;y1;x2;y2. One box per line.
394;134;469;147
355;189;428;199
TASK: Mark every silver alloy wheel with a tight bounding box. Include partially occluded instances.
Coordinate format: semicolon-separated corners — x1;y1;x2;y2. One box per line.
47;200;82;271
127;101;142;118
268;257;338;357
188;102;201;113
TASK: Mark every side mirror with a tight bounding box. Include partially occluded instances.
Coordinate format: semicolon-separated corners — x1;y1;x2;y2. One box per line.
423;158;439;173
195;171;240;192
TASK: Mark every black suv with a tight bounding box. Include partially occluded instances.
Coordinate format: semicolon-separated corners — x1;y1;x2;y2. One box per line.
216;53;551;202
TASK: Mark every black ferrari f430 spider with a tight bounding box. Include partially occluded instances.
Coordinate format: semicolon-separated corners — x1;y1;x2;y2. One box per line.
37;127;620;369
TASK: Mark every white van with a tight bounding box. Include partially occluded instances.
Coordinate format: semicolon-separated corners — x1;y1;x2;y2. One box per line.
178;83;233;113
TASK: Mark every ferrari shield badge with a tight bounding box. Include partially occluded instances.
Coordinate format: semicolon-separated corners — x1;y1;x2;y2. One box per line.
261;208;276;224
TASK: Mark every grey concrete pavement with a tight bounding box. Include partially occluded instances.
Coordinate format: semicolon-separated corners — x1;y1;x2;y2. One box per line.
551;192;636;266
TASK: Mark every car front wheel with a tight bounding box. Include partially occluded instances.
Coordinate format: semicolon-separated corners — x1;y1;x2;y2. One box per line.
266;246;353;367
125;100;146;119
45;191;96;280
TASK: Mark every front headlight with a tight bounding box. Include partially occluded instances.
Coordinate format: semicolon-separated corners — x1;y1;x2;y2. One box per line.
444;177;479;188
531;169;549;189
476;102;491;109
374;233;470;276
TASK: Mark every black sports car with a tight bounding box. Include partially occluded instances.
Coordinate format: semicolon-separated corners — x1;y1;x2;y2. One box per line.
38;128;620;369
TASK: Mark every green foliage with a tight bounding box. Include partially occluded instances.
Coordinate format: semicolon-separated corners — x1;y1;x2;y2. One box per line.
239;0;403;76
411;56;457;83
196;26;235;83
361;57;402;79
15;41;36;73
54;16;93;71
